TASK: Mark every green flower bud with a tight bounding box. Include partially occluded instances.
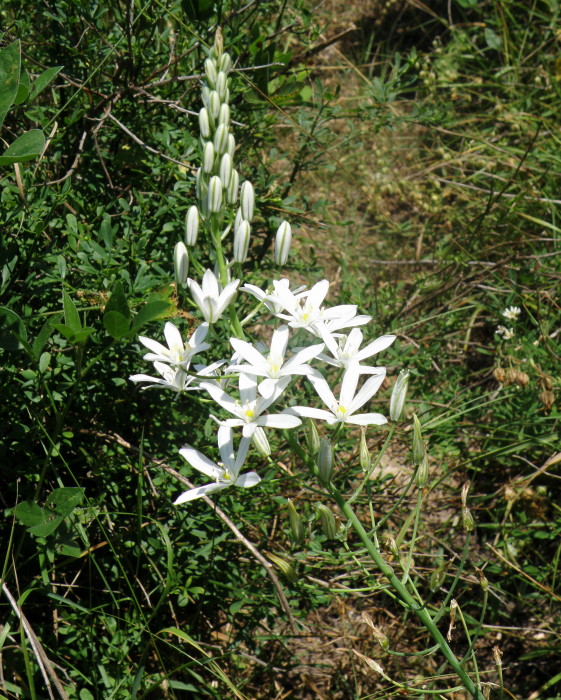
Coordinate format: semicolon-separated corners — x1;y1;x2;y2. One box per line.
415;452;429;488
389;369;409;421
199;108;210;139
208;90;220;121
216;71;228;102
226;169;239;204
429;560;450;592
412;413;425;465
227;133;236;159
219;153;232;187
462;507;475;532
474;566;489;592
233;220;251;263
240;180;255;222
202;141;215;173
305;418;320;455
185;206;199;246
359;427;371;472
317;504;338;539
204;57;217;88
218;102;230;126
317;437;333;486
267;552;297;582
287;498;305;545
251;426;270;457
274;220;292;265
207;175;223;213
213;123;229;155
174;242;189;287
219;53;232;74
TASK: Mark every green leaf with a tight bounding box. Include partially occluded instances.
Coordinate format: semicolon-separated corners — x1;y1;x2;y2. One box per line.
14;68;30;105
0;306;27;351
484;27;502;50
52;323;78;341
105;280;130;319
45;487;83;517
72;327;95;345
14;501;63;537
103;310;130;339
132;301;171;329
0;129;45;165
0;40;20;128
29;65;62;101
32;318;55;359
63;291;81;332
38;351;51;373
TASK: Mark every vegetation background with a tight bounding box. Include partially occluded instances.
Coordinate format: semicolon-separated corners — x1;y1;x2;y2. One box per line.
1;0;560;697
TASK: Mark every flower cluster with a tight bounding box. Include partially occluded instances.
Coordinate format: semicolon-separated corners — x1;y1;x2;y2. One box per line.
495;305;521;340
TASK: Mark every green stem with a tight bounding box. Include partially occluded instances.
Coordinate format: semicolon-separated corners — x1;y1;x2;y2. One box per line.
329;485;485;700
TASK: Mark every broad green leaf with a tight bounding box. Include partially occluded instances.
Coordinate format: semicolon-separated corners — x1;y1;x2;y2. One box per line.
14;501;63;537
14;68;30;105
0;306;27;351
72;327;95;345
38;351;51;373
32;317;56;359
132;300;171;329
0;129;45;165
45;487;83;517
29;65;62;101
105;280;130;319
0;40;20;128
52;323;78;341
63;291;81;332
103;310;130;339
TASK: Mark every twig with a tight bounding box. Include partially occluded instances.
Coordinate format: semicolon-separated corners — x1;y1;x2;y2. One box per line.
486;544;561;603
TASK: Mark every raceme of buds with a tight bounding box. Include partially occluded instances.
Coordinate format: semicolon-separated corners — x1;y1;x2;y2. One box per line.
389;369;409;421
415;452;429;488
174;242;189;287
226;169;239;204
202;141;215;173
412;414;425;465
287;498;305;545
240;180;255;221
219;153;232;186
317;504;338;539
252;426;271;457
199;108;210;139
214;123;229;155
233;220;251;263
185;206;199;246
274;220;292;266
204;57;217;88
207;175;223;213
317;437;333;486
359;427;371;472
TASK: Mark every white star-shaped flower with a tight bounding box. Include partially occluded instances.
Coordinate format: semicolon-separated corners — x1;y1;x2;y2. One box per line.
138;322;210;368
188;269;240;323
129;360;224;392
318;328;395;373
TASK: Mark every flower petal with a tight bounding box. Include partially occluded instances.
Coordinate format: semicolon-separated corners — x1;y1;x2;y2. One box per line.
174;482;230;504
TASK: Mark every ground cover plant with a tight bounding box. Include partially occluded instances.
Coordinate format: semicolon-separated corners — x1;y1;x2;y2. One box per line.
1;1;560;698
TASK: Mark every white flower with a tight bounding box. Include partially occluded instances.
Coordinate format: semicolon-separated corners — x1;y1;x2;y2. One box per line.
289;364;387;426
242;279;307;315
174;425;260;504
495;325;515;340
201;372;301;437
228;325;324;398
188;269;240;323
502;306;521;322
138;322;210;368
270;279;370;337
129;360;224;392
318;328;395;373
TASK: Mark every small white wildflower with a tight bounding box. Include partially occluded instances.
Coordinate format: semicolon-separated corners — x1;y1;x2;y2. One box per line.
495;325;515;340
503;306;521;322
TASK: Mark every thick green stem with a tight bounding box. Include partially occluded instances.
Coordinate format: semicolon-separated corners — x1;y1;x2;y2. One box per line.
329;486;485;700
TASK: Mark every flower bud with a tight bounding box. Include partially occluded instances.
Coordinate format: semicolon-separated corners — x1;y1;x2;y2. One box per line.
429;560;450;592
462;506;475;532
213;28;223;61
226;169;239;204
305;418;320;455
219;52;232;74
219;153;232;187
317;437;333;486
416;452;429;487
174;242;189;287
234;207;243;234
185;205;199;246
361;612;390;650
287;498;305;545
474;566;489;592
412;414;425;465
204;57;217;88
201;85;210;109
359;427;371;472
213;123;229;155
317;504;338;539
384;536;399;559
274;220;292;265
218;102;230;126
492;646;502;669
199;108;210;139
216;71;228;102
233;219;251;263
227;133;236;159
389;369;409;421
202;141;215;173
240;180;255;221
267;552;296;582
208;90;220;121
251;426;270;457
207;175;223;214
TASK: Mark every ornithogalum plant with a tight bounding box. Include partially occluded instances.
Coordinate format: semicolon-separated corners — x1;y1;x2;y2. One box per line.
129;31;487;700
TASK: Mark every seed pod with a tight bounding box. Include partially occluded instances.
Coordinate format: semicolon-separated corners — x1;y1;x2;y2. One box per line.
266;552;296;582
493;366;506;383
389;369;409;421
274;220;292;265
462;506;475;532
539;389;555;410
474;566;489;592
416;452;429;487
361;612;390;650
359;427;371;472
287;498;305;545
429;560;450;592
317;437;333;486
185;206;199;246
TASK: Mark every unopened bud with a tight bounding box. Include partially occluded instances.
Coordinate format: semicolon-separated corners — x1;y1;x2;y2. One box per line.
416;452;429;487
218;102;230;126
429;560;450;592
213;123;229;155
185;206;199;246
227;133;236;159
317;437;333;486
208;90;220;121
492;646;502;668
204;57;217;88
213;28;223;61
226;169;239;204
233;220;251;263
412;414;425;465
384;536;399;559
207;175;223;213
240;180;254;221
219;52;231;74
317;504;338;539
202;141;215;173
287;498;305;545
267;552;296;582
305;418;320;454
219;153;232;186
174;242;189;287
274;220;292;265
251;426;270;457
201;85;210;109
462;506;475;532
389;369;409;421
474;566;489;592
199;108;210;139
359;427;371;472
216;71;228;102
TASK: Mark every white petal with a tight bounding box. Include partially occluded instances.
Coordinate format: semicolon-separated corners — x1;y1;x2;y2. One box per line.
257;414;302;429
340;364;360;408
138;336;169;357
235;471;261;488
355;334;396;361
349;369;386;413
306;279;329;309
308;370;337;410
230;337;267;369
163;322;183;351
174;482;230;504
346;413;388;426
179;446;223;480
285;406;335;422
270;325;289;358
